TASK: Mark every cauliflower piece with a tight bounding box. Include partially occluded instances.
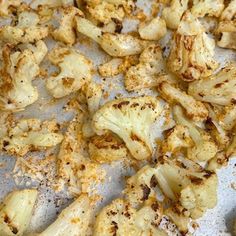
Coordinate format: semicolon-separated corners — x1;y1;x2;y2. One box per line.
207;151;228;171
0;189;38;236
0;118;63;157
57;113;104;196
173;106;217;161
138;17;167;41
94;197;163;236
98;58;123;77
226;132;236;158
164;204;190;234
0;41;48;111
191;0;224;17
52;6;83;45
155;157;218;219
89;133;128;163
0;11;48;44
92;96;163;160
218;104;236;131
125;44;166;91
39;194;94;236
75;16;148;57
167;11;218;81
220;0;236;21
188;63;236;106
46;47;92;98
162;0;189;29
30;0;74;8
157;76;208;121
0;0;22;17
161;125;193;155
216;20;236;50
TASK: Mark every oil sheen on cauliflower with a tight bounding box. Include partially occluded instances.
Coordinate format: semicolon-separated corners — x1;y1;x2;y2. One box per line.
0;40;48;111
167;11;218;81
46;47;92;98
0;11;49;44
155;157;218;219
0;189;38;236
92;96;163;160
125;44;166;91
0;118;63;157
188;63;236;105
94;197;163;236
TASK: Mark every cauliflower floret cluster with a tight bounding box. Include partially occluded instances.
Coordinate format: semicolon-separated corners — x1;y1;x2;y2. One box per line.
0;11;49;44
0;40;48;111
46;47;92;98
125;44;166;91
94;197;164;236
0;118;63;157
167;11;219;81
188;63;236;105
92;96;163;160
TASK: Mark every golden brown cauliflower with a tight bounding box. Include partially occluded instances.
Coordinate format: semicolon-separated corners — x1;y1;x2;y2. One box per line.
92;96;163;160
0;0;22;17
46;47;92;98
188;63;236;106
125;44;166;91
0;11;48;44
30;0;74;8
0;40;48;111
167;11;218;81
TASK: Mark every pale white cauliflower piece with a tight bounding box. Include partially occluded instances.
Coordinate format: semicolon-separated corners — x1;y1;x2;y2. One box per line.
39;194;94;236
125;44;166;91
168;11;218;81
52;6;83;45
162;0;189;29
92;96;163;160
218;104;236;131
75;16;148;57
138;17;167;41
46;47;92;98
188;63;236;105
0;118;63;157
30;0;74;8
173;105;218;162
0;189;38;236
155;157;218;219
0;0;22;17
57;113;104;196
89;133;128;163
0;40;48;111
157;76;208;121
0;11;49;44
94;197;163;236
191;0;224;17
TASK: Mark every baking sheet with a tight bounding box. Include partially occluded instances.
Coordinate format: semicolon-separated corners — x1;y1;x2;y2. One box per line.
0;0;236;235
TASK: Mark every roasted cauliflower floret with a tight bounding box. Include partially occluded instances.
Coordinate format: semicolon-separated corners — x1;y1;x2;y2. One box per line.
155;157;218;219
162;0;189;29
57;113;104;196
0;11;48;44
0;189;38;236
167;11;218;81
157;76;208;121
92;96;163;160
94;197;163;236
138;17;167;41
220;0;236;21
0;40;48;111
89;133;128;163
46;47;92;98
30;0;74;8
38;194;94;236
125;44;166;91
191;0;224;17
218;104;236;131
226;131;236;158
173;106;218;161
52;6;83;45
0;118;63;157
98;58;123;77
75;16;148;57
188;63;236;106
161;125;193;155
207;151;229;171
0;0;22;17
